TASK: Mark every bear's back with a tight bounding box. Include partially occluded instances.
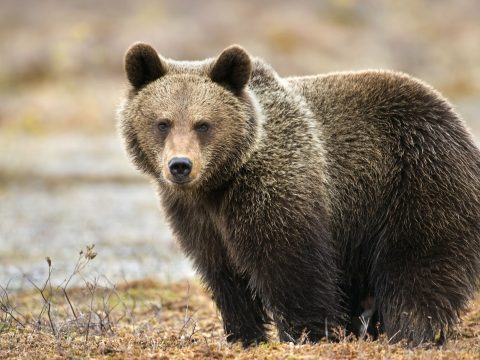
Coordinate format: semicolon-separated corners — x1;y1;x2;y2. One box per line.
286;71;480;264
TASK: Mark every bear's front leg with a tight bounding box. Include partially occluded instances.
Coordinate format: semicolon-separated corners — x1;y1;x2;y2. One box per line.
224;190;344;343
205;267;270;346
232;232;344;344
164;197;271;346
263;250;343;343
186;246;270;346
173;219;270;346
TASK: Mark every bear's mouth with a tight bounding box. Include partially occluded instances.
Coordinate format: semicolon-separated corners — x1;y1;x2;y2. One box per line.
170;178;192;185
165;176;197;188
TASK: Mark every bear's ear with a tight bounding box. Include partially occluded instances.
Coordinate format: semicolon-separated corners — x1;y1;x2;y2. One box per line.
210;45;251;94
124;42;167;90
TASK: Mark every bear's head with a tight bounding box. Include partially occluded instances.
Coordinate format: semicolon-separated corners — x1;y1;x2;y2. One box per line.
118;43;261;191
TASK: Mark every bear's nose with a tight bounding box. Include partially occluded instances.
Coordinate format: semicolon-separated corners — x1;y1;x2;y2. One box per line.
168;157;192;179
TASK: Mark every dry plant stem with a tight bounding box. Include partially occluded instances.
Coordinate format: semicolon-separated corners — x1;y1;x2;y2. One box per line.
101;288;118;333
178;281;199;344
63;288;78;321
27;262;56;336
0;283;25;329
59;251;94;321
85;279;98;344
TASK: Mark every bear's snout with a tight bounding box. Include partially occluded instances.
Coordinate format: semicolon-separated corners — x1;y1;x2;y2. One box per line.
168;157;192;183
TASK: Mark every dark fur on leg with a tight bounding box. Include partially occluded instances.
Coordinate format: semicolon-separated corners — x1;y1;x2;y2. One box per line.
371;103;480;345
161;192;270;347
222;189;345;344
209;271;270;347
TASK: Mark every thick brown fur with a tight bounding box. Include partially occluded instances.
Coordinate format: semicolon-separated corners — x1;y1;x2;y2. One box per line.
118;43;480;347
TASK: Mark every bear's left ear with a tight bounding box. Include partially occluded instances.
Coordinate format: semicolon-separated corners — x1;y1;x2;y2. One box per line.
210;45;251;94
124;42;167;91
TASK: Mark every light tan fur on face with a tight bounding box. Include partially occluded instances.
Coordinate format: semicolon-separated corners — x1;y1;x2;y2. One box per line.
162;120;202;185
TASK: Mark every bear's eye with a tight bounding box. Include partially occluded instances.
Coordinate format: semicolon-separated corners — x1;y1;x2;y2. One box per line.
157;120;170;132
195;122;210;133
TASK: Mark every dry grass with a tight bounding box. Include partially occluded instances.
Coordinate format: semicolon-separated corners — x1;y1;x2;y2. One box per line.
1;249;480;359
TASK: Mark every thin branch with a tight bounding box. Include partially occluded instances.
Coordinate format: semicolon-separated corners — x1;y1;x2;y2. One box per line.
63;288;78;321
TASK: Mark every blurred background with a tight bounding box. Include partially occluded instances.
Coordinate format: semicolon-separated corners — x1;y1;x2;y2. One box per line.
1;0;479;288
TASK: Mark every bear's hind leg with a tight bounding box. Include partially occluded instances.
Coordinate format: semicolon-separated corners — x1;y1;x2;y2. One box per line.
372;220;479;345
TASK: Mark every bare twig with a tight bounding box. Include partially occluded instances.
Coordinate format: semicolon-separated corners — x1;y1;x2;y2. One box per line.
26;258;56;335
0;282;26;329
84;277;99;343
63;288;78;321
57;244;97;324
0;303;26;329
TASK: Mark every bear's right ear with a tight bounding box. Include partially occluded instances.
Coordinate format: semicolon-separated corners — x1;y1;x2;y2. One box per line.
124;42;167;90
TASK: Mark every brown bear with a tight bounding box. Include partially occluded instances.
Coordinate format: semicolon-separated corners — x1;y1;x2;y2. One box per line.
118;43;480;347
